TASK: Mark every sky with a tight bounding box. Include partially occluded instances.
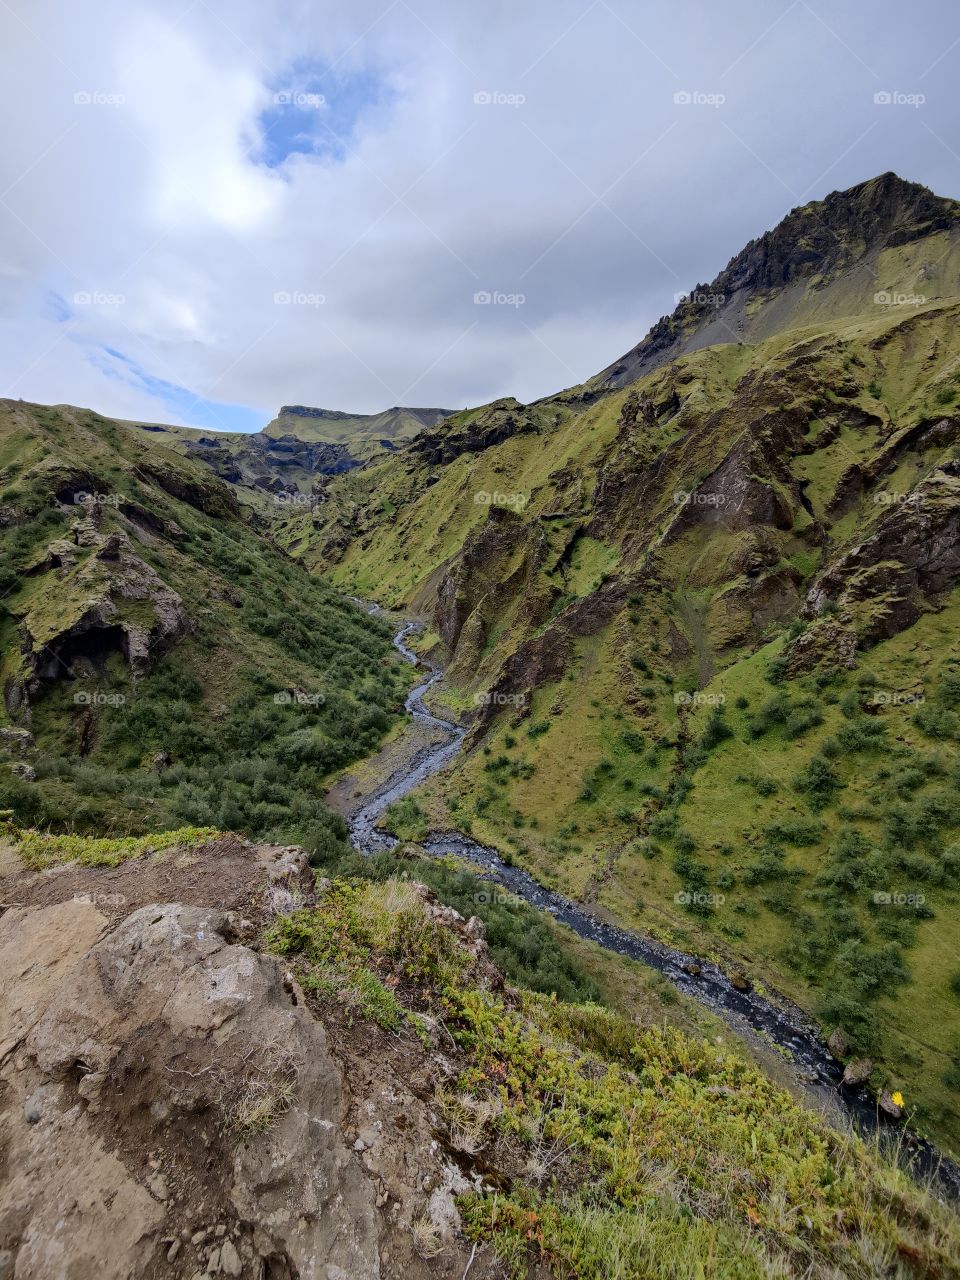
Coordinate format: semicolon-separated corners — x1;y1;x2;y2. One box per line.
0;0;958;432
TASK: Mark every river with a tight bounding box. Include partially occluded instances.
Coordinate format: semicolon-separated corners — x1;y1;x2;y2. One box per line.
346;610;960;1197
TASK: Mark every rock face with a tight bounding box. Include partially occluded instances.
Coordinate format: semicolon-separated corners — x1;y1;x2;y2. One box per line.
0;839;491;1280
10;518;189;708
0;900;380;1279
599;173;960;389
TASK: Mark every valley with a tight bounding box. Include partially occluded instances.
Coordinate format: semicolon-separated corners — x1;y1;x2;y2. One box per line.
4;171;960;1279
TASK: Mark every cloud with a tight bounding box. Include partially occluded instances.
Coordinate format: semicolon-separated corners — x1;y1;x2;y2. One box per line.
0;0;958;428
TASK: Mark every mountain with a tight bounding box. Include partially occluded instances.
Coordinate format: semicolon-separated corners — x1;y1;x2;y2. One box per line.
293;174;960;1153
595;171;960;389
0;397;411;853
5;174;960;1278
129;402;453;506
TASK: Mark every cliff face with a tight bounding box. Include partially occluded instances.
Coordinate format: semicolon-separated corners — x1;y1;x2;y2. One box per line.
597;173;960;389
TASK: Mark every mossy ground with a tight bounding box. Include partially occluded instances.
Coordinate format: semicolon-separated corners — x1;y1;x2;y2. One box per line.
266;872;960;1280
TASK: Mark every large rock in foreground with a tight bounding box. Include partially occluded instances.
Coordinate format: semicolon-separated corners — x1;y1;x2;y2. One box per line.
0;899;379;1279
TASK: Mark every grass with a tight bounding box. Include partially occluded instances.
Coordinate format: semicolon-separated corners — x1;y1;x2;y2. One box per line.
266;872;960;1280
0;401;412;862
7;822;220;870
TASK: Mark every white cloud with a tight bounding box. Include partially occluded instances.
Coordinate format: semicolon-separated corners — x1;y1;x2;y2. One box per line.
0;0;958;427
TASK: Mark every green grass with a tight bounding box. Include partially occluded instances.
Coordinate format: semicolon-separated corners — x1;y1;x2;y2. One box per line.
8;823;221;870
266;873;960;1280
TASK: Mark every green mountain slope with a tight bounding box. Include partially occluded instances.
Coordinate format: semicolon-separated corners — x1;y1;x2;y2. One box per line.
127;402;452;507
290;174;960;1152
0;398;410;854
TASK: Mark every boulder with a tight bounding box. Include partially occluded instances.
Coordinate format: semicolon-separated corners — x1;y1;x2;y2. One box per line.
842;1057;874;1086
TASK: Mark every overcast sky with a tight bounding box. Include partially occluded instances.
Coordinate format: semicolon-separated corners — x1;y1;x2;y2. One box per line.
1;0;958;431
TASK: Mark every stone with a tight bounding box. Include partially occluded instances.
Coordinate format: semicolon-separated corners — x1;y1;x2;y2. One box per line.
843;1058;873;1086
219;1239;242;1277
827;1029;848;1060
879;1089;904;1119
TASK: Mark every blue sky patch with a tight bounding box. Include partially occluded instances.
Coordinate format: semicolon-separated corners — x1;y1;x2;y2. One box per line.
91;346;263;433
258;59;395;168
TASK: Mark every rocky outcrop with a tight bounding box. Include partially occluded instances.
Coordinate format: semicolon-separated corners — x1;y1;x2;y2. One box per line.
0;899;380;1279
0;842;491;1280
414;399;539;467
792;463;960;666
600;174;960;389
12;522;189;698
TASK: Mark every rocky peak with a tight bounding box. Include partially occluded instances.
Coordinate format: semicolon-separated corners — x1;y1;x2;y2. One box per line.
599;173;960;389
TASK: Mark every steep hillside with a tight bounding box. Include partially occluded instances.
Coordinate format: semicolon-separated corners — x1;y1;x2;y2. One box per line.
0;399;411;856
596;171;960;389
289;175;960;1152
2;826;958;1280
